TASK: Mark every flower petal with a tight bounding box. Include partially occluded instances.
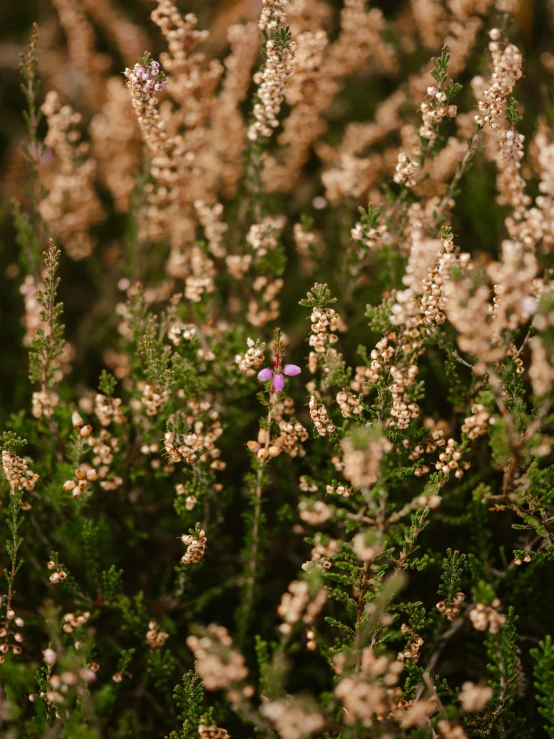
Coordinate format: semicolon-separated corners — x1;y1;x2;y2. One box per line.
258;368;274;381
284;364;301;376
273;373;285;392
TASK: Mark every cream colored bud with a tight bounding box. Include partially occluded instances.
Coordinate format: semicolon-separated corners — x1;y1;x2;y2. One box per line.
72;411;84;428
43;648;57;664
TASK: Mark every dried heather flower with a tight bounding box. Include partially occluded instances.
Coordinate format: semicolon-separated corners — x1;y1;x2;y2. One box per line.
248;32;297;142
181;528;207;564
309;395;335;436
146;620;170;648
459;681;493;712
235;338;266;376
2;451;39;494
40;92;104;260
298;499;332;525
262;698;325;739
198;724;230;739
186;625;249;694
469;600;506;634
341;427;392;489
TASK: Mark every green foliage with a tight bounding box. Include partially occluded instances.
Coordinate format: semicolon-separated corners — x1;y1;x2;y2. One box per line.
1;3;554;738
168;670;206;739
98;370;117;398
478;608;520;734
506;97;523;127
438;548;466;604
0;432;27;455
531;635;554;738
430;47;463;103
28;242;65;389
299;282;337;310
101;565;124;603
147;649;176;693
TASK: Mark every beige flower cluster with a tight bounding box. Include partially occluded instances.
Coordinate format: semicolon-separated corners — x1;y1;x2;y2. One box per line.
309;395;335;436
62;611;90;634
90;78;141;212
352;533;382;563
94;394;125;426
181;528;207;564
302;535;340;571
397;623;424;664
474;32;523;130
248;36;297;141
469;600;507;634
277;580;327;636
198;724;230;739
352;334;396;392
62;465;99;500
32;390;60;420
334;646;404;727
461;404;493;440
235;338;266;375
336;390;363;418
40;92;104;260
186;625;252;705
393;152;419;187
258;0;289;32
163;401;225;470
1;451;39;495
146;620;170;648
194;200;228;259
308;307;341;373
247;276;285;327
278;420;309;457
141;383;170;417
325;482;351;498
436;591;465;621
246;216;286;257
262;698;325;739
389;365;420;431
298;499;332;525
341;432;392;489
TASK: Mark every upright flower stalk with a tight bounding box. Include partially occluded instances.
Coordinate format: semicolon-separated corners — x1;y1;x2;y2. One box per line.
238;330;300;641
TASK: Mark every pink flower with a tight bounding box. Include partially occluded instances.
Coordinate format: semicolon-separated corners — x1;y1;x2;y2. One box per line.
258;364;301;392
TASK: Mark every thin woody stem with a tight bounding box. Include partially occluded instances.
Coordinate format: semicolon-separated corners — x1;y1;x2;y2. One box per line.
241;397;274;638
2;488;23;651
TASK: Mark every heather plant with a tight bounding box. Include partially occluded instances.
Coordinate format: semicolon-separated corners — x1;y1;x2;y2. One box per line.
1;1;554;738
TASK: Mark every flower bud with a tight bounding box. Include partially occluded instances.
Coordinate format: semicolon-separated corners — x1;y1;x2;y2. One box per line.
72;411;84;428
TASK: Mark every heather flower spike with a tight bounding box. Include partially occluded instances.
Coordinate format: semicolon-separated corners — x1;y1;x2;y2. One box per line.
258;329;300;392
258;364;301;392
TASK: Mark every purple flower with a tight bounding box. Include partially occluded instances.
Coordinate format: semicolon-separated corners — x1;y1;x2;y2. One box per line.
258;364;301;393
